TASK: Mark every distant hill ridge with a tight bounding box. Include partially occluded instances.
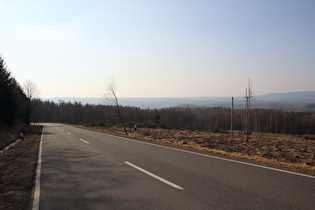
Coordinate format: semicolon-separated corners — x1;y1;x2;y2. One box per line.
257;91;315;104
42;91;315;111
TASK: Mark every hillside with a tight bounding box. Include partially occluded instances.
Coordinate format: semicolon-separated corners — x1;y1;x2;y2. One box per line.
43;91;315;111
257;91;315;104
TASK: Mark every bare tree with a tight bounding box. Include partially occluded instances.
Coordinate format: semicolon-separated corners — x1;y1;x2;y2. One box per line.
23;79;39;100
103;78;128;135
23;79;39;124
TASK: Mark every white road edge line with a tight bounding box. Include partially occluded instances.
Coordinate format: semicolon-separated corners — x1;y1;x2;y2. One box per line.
67;132;71;135
125;161;184;190
67;125;315;179
109;135;315;179
32;127;44;210
80;138;90;144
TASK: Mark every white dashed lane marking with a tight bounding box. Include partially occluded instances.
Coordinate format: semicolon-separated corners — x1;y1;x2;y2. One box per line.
125;161;184;190
80;139;90;144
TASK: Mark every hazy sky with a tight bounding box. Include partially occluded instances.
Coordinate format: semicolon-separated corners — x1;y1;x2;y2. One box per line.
0;0;314;98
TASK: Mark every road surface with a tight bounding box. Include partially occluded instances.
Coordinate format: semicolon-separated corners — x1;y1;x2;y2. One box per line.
35;123;315;209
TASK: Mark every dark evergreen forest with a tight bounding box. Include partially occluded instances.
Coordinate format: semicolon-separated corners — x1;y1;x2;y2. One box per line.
32;99;315;135
0;56;30;126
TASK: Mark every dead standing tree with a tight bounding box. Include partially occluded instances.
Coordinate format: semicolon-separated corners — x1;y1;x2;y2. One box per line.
103;79;128;136
230;96;234;141
244;78;253;145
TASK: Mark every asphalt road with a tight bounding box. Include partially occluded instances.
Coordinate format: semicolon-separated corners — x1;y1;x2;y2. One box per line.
36;123;315;209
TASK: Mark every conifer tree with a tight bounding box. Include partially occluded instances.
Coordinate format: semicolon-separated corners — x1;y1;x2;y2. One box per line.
0;56;16;124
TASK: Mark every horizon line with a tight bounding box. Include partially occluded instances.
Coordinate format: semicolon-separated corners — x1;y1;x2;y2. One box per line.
40;90;315;100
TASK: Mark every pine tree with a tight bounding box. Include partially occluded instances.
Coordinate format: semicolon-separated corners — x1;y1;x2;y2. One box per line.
0;56;17;124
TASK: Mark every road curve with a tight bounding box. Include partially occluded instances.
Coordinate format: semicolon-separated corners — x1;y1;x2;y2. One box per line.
36;123;315;209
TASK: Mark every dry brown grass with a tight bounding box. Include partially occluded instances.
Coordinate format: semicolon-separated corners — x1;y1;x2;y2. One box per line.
77;125;315;176
0;126;42;210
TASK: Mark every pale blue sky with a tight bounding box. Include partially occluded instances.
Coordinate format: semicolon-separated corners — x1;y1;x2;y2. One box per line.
0;0;314;98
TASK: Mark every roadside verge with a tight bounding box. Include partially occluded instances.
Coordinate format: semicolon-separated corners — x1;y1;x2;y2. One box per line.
0;126;42;210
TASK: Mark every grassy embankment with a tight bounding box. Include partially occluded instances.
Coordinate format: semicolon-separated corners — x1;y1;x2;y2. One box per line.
0;125;42;210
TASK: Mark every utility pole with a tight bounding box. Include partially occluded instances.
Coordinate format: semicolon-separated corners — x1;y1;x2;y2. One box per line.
245;88;249;145
230;97;234;141
245;78;253;145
